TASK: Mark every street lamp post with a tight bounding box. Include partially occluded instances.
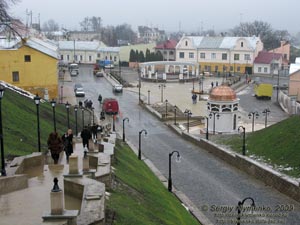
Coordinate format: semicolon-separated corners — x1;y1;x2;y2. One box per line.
238;126;246;155
262;108;270;128
65;101;70;129
248;111;259;132
0;85;6;176
91;107;95;124
168;150;181;192
184;109;192;133
165;99;168;118
81;108;85;129
237;197;255;225
209;111;220;135
138;129;147;160
174;105;177;125
34;94;41;152
50;99;56;132
112;115;116;132
122;117;129;142
74;105;78;136
158;84;166;102
205;116;209;140
148;90;150;105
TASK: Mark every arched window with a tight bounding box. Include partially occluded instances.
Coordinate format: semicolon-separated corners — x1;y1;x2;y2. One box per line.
241;42;244;47
185;41;188;46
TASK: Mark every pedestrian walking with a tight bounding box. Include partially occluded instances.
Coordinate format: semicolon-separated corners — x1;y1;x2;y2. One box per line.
61;129;74;163
81;126;92;149
98;94;102;104
47;131;63;164
211;82;214;88
91;123;99;142
192;94;197;104
216;81;218;86
100;111;105;121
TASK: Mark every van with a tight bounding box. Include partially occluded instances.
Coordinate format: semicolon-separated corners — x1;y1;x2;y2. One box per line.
102;98;119;115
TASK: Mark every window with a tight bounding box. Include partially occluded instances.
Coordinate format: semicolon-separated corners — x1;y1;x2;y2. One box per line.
211;53;216;59
244;54;251;60
163;51;167;55
114;56;117;61
264;67;268;73
67;55;70;60
234;54;239;60
258;67;262;72
222;53;227;60
169;51;174;55
24;55;31;62
237;66;240;72
80;55;83;61
89;55;92;62
200;53;205;59
60;55;63;60
12;71;19;82
185;41;188;46
215;66;218;72
74;55;78;61
97;53;101;58
241;42;244;47
230;66;233;71
179;52;184;58
189;52;194;58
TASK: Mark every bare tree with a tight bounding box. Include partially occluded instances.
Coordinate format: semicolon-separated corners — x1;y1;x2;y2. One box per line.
230;20;290;50
42;19;59;31
0;0;19;22
80;17;91;31
90;16;101;32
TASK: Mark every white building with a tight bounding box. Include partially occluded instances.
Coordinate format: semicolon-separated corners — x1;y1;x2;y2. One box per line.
206;85;240;133
176;36;263;75
58;40;119;64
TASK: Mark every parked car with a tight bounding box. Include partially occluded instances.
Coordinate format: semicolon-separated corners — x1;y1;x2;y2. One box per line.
96;71;104;77
102;98;119;115
112;84;123;93
74;83;85;97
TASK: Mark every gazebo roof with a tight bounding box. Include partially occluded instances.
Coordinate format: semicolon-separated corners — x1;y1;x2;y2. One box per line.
209;85;237;101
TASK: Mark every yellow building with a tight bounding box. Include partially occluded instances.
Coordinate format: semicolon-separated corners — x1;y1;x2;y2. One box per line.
0;37;59;99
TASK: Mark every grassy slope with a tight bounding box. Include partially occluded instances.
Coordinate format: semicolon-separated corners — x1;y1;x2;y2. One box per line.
217;115;300;177
2;88;82;157
107;141;200;225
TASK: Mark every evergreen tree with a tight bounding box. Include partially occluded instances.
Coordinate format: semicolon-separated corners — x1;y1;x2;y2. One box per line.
129;49;136;62
139;51;145;62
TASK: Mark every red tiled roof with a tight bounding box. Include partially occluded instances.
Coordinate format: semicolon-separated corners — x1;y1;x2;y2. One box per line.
254;51;282;64
155;39;177;49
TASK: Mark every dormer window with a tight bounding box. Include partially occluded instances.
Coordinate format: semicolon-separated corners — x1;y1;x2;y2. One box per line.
241;42;244;47
185;41;188;46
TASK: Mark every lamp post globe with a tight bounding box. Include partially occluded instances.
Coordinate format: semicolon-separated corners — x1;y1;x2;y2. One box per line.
50;99;56;132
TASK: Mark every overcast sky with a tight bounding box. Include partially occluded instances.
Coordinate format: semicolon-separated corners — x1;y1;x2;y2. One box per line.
9;0;300;34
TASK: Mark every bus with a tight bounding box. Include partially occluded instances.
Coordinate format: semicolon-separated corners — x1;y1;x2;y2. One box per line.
69;63;79;76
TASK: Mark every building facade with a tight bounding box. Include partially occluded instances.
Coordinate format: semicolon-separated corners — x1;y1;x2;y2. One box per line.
0;37;59;99
176;36;263;75
155;39;177;61
58;40;120;65
253;51;283;75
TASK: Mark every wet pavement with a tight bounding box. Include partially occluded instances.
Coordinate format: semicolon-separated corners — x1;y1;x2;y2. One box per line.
0;142;85;225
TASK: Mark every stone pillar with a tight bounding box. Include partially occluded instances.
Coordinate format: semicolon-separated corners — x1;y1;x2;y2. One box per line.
165;65;169;73
163;73;167;80
148;71;152;78
82;151;89;172
69;155;79;174
50;178;64;215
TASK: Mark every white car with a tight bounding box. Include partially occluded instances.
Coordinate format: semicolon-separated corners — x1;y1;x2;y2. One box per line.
113;84;123;93
74;83;85;97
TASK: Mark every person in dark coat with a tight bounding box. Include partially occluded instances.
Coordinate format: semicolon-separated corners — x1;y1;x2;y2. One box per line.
47;131;63;164
98;94;102;104
91;123;99;141
62;129;74;163
81;126;92;149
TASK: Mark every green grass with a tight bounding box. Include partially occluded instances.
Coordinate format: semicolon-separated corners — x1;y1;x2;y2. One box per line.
216;115;300;177
107;140;200;225
1;88;85;158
